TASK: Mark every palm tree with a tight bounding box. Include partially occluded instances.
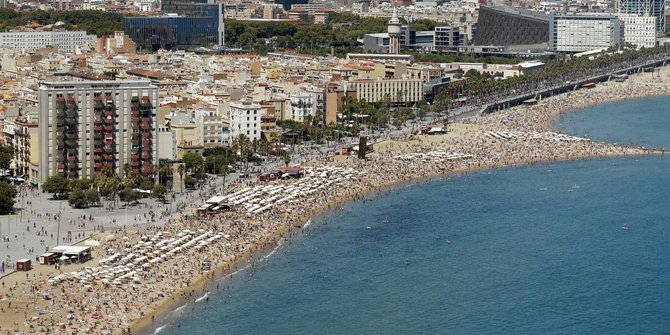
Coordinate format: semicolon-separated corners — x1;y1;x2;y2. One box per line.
177;164;185;193
219;164;229;190
158;163;173;190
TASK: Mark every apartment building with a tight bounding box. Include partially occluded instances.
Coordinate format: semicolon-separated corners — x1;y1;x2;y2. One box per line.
288;93;315;122
37;81;159;183
0;30;96;53
348;78;424;104
230;100;264;142
14;116;40;185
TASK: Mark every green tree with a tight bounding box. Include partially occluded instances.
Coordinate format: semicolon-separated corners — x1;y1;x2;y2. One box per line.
0;182;16;214
182;152;204;179
42;175;70;199
152;184;167;204
68;189;87;208
84;189;100;206
177;164;185;193
68;178;92;191
119;187;141;204
184;175;197;189
0;145;13;170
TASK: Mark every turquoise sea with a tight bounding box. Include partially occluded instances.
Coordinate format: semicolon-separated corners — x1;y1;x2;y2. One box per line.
156;95;670;334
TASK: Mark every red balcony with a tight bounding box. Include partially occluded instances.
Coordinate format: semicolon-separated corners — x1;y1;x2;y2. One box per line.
142;139;151;145
105;119;114;124
94;119;103;125
132;154;140;159
142;96;150;100
131;117;139;123
94;126;102;131
56;164;65;169
132;125;139;130
67;156;77;162
142;132;152;137
142;161;151;166
106;154;114;160
131;169;140;174
131;109;140;115
95;163;102;168
142;117;152;122
142;147;151;152
141;169;152;175
142;154;151;159
94;155;102;161
105;133;114;139
95;96;103;101
107;162;114;168
94;148;103;153
67;97;76;102
105;110;114;116
131;161;140;167
105;125;114;131
141;125;151;130
105;140;114;146
56;97;65;102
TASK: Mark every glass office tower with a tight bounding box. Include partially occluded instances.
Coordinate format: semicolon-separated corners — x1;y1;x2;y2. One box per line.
124;1;224;51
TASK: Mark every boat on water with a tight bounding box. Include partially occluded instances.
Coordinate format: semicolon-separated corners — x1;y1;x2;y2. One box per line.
622;224;629;230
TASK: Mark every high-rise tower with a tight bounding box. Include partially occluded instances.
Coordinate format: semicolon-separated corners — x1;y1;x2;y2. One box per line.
388;8;402;54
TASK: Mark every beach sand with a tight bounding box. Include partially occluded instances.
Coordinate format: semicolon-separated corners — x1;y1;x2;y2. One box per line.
0;66;668;335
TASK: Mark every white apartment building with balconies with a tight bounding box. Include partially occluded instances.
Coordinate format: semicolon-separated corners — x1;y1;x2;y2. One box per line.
229;100;263;142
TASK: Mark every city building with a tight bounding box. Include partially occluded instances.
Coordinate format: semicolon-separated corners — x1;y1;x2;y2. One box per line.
0;30;96;53
125;0;225;51
324;84;356;125
475;6;550;50
157;125;176;161
96;31;137;55
551;14;624;52
618;14;656;48
273;0;309;11
288;93;315;122
194;108;225;148
348;78;424;104
13;115;39;185
363;25;436;53
314;9;334;24
37;81;159;183
433;26;461;51
229;100;264;142
619;0;665;33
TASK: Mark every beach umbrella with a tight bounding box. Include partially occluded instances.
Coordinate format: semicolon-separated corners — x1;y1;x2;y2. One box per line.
101;298;110;305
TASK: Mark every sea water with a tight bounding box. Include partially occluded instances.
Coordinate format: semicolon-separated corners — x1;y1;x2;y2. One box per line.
157;96;670;334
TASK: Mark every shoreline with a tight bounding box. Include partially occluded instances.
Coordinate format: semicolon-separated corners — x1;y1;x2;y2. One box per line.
0;66;668;335
135;73;670;334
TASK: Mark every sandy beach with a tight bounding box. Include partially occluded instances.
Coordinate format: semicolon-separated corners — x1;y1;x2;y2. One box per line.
0;66;668;335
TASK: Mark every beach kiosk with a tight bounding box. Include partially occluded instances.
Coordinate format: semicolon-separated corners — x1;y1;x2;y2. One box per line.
51;246;92;263
16;259;31;271
40;252;59;265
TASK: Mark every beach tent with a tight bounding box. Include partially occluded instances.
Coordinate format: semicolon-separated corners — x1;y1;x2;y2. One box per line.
84;240;101;247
